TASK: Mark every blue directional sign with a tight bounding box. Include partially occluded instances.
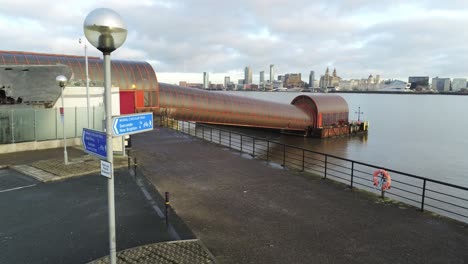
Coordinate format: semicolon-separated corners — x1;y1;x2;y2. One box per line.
82;128;107;159
112;112;153;137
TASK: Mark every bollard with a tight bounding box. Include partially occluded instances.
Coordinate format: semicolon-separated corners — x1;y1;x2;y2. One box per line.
165;192;170;227
381;189;385;199
133;156;138;177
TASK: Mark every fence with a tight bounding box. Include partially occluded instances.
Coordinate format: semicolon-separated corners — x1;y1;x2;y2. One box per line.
0;106;105;144
161;117;468;224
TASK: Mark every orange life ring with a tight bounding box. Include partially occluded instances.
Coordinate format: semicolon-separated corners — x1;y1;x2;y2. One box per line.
373;169;391;190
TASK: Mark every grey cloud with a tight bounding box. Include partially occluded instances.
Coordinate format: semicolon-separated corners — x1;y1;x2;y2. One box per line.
1;0;468;81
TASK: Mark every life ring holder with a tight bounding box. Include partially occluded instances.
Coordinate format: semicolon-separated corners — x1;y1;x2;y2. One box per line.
373;169;391;191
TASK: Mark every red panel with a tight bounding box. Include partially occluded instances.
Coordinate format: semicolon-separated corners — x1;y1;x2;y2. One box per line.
120;91;135;114
135;90;145;108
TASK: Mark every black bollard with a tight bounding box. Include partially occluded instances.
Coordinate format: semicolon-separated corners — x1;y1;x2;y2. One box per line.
165;192;170;227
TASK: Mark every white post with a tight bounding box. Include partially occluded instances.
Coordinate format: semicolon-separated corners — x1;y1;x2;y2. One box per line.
85;41;90;128
61;87;68;165
104;53;116;264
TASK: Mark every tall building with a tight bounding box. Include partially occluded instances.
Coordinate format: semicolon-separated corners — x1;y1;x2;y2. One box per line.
269;64;274;83
452;78;467;91
259;71;265;84
309;71;315;88
408;76;429;90
431;77;450;92
203;72;209;89
224;76;230;89
319;67;341;90
244;66;252;84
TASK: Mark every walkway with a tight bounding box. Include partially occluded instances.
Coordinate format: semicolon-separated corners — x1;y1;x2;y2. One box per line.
133;128;468;264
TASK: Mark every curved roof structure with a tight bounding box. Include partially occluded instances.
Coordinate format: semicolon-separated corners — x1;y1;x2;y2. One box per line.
0;50;158;104
291;94;348;127
158;83;314;131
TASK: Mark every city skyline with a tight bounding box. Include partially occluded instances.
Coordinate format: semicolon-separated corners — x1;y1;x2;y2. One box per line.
2;1;468;84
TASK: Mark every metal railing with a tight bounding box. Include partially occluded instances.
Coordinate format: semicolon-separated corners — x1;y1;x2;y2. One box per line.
160;117;468;224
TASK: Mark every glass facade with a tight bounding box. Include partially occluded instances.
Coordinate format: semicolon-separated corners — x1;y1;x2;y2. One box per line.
0;106;105;144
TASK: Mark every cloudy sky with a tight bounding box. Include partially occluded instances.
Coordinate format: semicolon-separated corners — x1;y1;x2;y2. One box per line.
2;0;468;84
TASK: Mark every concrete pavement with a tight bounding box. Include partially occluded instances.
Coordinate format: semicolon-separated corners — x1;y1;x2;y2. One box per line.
133;127;468;264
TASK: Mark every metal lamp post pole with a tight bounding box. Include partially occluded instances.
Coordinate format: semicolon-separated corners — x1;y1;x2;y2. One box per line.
84;8;127;264
61;84;68;165
103;52;116;264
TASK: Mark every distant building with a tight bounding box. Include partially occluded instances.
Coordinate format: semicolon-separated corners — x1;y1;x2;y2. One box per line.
319;68;341;90
278;75;284;82
408;76;429;90
244;66;252;84
179;81;187;87
309;71;315;88
203;72;209;89
259;71;265;84
452;78;467;91
284;73;303;88
431;77;451;92
224;76;230;89
269;64;274;83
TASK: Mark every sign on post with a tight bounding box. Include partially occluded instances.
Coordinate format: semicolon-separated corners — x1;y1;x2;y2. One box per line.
82;128;107;159
100;160;112;178
112;112;153;137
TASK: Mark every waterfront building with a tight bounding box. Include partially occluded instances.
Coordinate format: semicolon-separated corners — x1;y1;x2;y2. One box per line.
431;77;451;92
269;64;274;83
284;73;303;88
309;71;315;88
203;72;209;89
260;71;265;84
451;78;467;91
408;76;429;90
244;66;252;84
319;68;341;90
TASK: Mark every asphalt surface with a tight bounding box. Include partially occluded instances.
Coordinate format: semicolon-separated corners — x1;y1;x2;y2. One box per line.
0;166;194;264
133;127;468;264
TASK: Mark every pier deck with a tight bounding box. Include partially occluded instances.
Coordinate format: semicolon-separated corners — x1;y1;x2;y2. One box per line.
133;127;468;264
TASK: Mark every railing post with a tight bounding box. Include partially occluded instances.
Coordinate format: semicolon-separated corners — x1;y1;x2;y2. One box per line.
301;149;305;172
229;131;231;148
75;106;78;137
252;138;256;157
240;135;243;152
202;126;205;140
34;109;37;141
421;179;427;211
210;127;213;142
182;121;184;133
10;109;14;143
55;108;58;139
92;106;95;129
350;162;354;188
266;141;270;161
282;144;286;167
381;189;385;199
188;122;191;135
133;156;138;176
323;155;328;179
219;130;221;145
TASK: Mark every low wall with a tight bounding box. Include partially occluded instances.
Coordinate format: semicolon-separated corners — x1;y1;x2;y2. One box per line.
0;137;124;154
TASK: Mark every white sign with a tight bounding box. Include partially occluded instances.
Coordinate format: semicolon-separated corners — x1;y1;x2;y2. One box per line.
100;160;112;178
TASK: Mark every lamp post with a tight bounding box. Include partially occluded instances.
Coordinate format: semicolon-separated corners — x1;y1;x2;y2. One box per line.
79;38;91;128
56;75;68;165
84;8;127;264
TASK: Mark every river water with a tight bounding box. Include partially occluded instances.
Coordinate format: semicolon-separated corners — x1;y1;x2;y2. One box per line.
222;91;468;188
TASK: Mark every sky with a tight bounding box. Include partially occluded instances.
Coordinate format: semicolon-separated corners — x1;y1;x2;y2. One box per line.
2;0;468;84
